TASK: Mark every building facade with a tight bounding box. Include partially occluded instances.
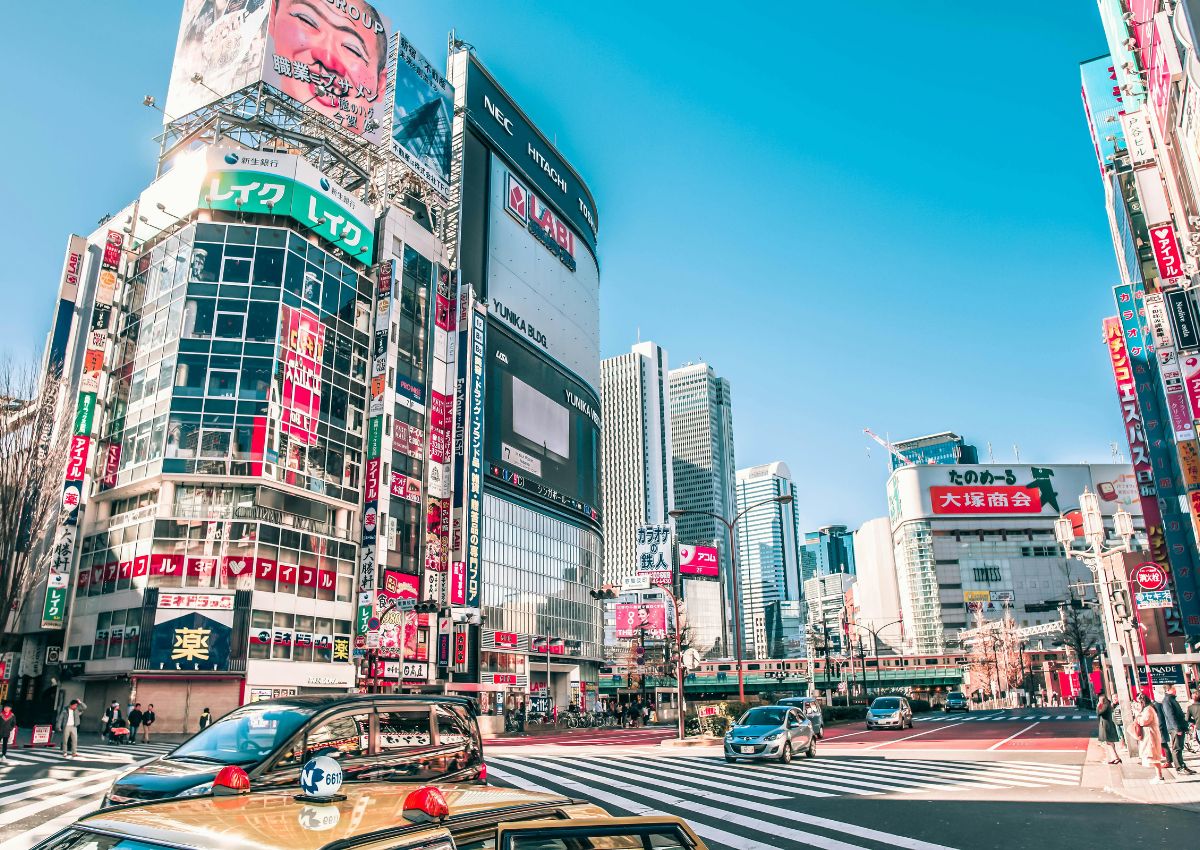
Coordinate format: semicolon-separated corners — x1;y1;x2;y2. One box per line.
850;517;905;655
888;463;1144;654
734;463;801;659
800;525;856;582
599;341;674;587
889;432;979;471
668;362;736;657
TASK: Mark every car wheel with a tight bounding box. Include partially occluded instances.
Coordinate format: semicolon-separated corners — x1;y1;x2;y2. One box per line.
816;730;823;740
805;738;816;759
779;743;792;764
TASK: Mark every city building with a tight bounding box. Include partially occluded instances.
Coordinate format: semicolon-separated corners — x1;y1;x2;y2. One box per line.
764;600;806;658
449;46;604;716
850;517;904;655
734;463;801;659
599;341;674;587
889;432;979;471
803;572;855;661
668;362;736;656
888;463;1143;654
800;525;856;582
1077;4;1200;646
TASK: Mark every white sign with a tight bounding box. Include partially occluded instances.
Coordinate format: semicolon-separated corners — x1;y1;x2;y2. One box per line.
400;661;429;680
1136;590;1174;609
1121;109;1155;166
621;576;651;593
300;756;343;798
636;524;673;575
157;593;234;610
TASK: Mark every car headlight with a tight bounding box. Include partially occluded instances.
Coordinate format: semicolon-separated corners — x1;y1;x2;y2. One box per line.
764;731;783;741
177;781;214;798
724;731;733;740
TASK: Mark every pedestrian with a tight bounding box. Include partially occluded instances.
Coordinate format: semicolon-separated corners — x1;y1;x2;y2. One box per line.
128;703;144;744
643;701;651;727
516;698;527;736
1188;688;1200;739
1113;700;1125;745
141;704;155;743
0;704;16;762
103;701;127;745
56;698;86;759
1160;685;1195;775
1134;692;1168;782
198;707;212;731
1096;694;1121;764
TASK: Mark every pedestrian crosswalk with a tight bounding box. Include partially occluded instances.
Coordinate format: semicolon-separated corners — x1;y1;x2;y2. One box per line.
0;740;175;768
914;712;1096;722
490;728;676;747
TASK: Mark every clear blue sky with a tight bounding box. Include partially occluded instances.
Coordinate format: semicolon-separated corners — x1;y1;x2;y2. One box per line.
1;1;1120;532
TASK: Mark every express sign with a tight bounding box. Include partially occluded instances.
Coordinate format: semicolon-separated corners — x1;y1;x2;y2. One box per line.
1133;562;1168;591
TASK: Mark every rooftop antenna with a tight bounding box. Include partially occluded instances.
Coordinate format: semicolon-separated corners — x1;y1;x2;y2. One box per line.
1013;444;1021;463
637;326;641;343
987;441;995;463
1110;441;1123;463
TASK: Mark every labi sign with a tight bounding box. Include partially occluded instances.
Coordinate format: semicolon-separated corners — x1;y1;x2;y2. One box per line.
200;148;375;260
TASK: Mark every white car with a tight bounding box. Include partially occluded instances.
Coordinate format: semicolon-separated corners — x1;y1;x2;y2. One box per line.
865;696;913;730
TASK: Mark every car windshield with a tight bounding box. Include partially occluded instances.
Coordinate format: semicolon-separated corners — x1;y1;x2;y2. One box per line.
170;704;314;765
739;708;785;726
948;692;965;699
35;831;162;850
872;698;901;710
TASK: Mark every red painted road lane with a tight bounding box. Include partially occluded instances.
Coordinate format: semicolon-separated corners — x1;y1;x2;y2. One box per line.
489;727;677;747
824;718;1093;752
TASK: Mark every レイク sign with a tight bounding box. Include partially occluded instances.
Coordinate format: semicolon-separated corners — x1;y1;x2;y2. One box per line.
930;486;1043;514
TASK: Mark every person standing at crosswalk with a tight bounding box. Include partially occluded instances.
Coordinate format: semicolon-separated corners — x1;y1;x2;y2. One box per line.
141;704;156;743
128;704;144;745
56;699;87;759
0;703;16;762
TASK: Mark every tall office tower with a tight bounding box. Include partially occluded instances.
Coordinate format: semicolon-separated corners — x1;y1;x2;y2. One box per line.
668;362;735;656
599;341;673;586
800;525;856;582
734;463;801;658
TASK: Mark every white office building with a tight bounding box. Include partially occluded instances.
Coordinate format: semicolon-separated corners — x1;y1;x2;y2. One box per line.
735;463;802;659
851;517;905;654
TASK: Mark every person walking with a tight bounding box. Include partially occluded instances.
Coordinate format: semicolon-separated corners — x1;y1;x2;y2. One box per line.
0;704;17;762
1096;694;1122;764
56;699;87;759
103;701;127;745
1160;685;1195;775
141;704;156;742
198;707;212;731
1188;688;1200;747
128;703;144;745
1135;692;1168;782
643;700;652;727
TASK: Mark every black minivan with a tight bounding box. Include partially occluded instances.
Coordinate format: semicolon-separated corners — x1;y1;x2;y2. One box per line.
105;694;483;805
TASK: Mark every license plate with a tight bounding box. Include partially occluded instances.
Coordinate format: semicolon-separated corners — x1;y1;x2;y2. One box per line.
740;746;755;754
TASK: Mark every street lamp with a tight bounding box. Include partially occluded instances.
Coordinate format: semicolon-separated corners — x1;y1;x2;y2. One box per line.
1054;488;1139;752
848;618;903;698
670;494;793;702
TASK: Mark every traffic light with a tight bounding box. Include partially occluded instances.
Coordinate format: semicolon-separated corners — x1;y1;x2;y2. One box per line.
635;643;645;665
590;584;619;600
413;601;439;614
453;630;468;665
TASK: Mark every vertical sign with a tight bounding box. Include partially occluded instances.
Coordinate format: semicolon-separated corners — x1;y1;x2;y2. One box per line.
464;307;486;609
1167;290;1200;352
279;307;326;445
1159;349;1196;442
1120;109;1155;166
1150;223;1186;283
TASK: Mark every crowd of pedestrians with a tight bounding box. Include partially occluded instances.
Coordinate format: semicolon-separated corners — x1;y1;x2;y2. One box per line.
1103;684;1200;783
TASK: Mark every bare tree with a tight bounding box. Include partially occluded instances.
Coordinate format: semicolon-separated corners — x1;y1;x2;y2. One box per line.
965;611;1023;702
0;357;70;644
1056;595;1100;700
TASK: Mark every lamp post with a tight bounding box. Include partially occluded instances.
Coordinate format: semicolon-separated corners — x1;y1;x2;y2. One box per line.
849;619;904;698
670;495;793;702
1054;489;1139;752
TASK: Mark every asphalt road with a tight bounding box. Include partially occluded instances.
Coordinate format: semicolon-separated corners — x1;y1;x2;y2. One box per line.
488;708;1200;850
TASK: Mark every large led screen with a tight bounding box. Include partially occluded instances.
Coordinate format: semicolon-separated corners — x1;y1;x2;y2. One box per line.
485;322;600;522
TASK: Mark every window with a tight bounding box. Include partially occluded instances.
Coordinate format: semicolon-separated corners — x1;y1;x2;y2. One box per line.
207;370;238;397
972;566;1002;583
214;312;245;338
378;708;432;752
223;255;252;283
304;712;369;761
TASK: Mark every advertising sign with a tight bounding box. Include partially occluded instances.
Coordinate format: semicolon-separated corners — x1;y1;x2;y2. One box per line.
167;0;390;144
146;609;235;672
201;148;375;259
504;170;576;272
1120;109;1155;166
1134;562;1169;591
1150;223;1186;283
1147;663;1185;685
1168;290;1200;352
614;602;667;639
1080;55;1128;171
1145;294;1174;350
636;525;672;575
1158;349;1195;442
1137;590;1175;609
485;323;601;522
679;544;719;578
930;485;1042;514
464;309;486;609
279;307;326;446
390;33;453;199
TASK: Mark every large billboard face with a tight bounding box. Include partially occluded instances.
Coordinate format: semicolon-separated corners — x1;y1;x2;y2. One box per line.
679;544;719;578
391;34;453;199
485;323;601;522
488;156;600;390
167;0;391;145
615;602;667;640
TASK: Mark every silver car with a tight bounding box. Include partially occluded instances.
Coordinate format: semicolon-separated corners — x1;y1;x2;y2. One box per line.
777;696;825;739
865;696;913;730
724;706;816;764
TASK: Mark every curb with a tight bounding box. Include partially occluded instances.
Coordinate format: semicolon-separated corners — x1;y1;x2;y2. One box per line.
660;737;721;748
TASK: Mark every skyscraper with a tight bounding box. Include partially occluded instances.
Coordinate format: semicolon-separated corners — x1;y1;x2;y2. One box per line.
669;362;735;656
600;342;674;586
800;525;856;582
734;463;801;659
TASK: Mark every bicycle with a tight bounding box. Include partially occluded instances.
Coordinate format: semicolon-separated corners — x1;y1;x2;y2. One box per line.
1185;723;1200;756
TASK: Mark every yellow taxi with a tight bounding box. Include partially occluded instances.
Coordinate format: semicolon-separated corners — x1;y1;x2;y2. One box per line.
32;765;708;850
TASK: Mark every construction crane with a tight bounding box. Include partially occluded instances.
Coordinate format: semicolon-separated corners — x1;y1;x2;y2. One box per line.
863;428;913;468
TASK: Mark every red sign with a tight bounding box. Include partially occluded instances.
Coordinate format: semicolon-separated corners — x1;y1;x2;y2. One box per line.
679;544;719;577
103;443;121;487
389;471;422;503
1133;562;1168;591
1150;223;1185;282
365;458;380;502
102;230;123;269
493;674;517;685
493;631;518;649
429;390;452;464
615;602;667;639
449;561;466;605
65;435;91;482
392;422;425;459
381;570;419;600
279;307;325;445
929;486;1042;514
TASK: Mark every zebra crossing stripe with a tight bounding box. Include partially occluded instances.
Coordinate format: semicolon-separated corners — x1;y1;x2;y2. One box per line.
841;757;1081;787
715;757;1007;793
675;756;946;795
0;798;103;850
490;759;959;850
569;757;794;800
602;756;851;797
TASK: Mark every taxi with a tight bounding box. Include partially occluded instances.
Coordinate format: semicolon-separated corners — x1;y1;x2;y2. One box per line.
33;762;708;850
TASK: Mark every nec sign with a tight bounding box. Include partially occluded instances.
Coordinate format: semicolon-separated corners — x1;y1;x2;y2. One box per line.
465;56;598;254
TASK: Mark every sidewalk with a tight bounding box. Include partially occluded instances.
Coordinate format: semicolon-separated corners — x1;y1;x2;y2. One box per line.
1083;739;1200;812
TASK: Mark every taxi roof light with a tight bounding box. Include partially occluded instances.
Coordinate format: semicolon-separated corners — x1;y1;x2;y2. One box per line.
403;786;450;823
212;765;251;795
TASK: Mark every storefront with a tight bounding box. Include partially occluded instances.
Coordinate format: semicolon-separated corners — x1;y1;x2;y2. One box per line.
244;659;356;702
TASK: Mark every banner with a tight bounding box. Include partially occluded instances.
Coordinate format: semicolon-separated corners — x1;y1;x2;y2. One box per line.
678;544;719;578
279;307;326;446
615;602;667;639
390;32;453;199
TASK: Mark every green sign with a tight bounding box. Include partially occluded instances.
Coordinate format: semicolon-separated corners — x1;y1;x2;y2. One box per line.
202;163;375;260
367;416;383;459
356;603;372;636
42;585;67;628
74;392;96;436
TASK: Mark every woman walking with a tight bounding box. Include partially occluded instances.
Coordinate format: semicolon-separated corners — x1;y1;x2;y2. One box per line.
1135;692;1167;782
1097;694;1121;763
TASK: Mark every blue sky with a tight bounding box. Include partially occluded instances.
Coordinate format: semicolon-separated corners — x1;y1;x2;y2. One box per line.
2;2;1118;531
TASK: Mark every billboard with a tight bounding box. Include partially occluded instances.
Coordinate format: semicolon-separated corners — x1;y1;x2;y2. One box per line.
279;306;326;446
1079;55;1126;172
615;602;667;640
679;544;720;578
636;525;672;573
166;0;391;145
390;33;453;199
485;323;601;522
201;147;375;259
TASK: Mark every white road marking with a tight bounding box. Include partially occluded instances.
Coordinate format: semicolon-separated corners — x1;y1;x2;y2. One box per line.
988;722;1041;751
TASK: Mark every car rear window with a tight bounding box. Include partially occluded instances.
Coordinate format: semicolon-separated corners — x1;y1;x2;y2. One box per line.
872;698;901;709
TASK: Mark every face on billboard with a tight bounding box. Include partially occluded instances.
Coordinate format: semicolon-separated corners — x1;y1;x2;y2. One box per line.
267;0;390;141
